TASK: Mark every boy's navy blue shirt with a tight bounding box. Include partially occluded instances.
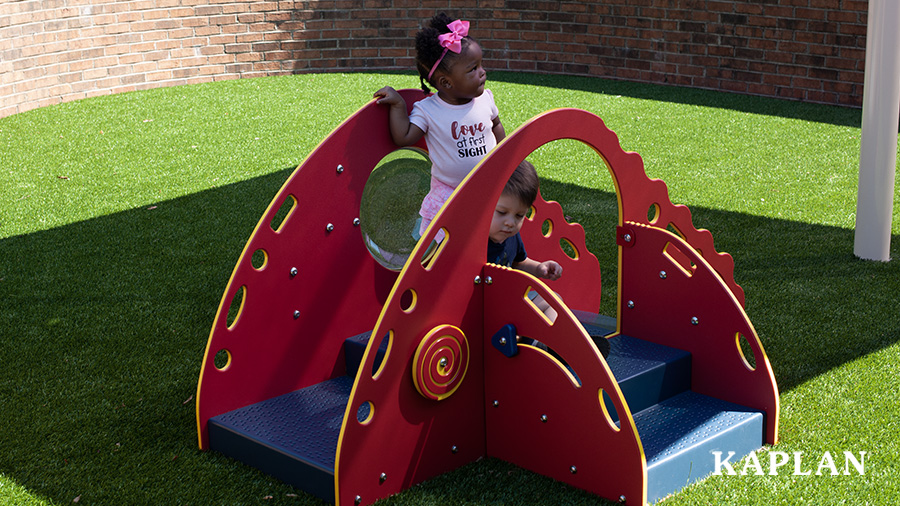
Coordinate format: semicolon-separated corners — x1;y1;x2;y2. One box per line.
487;233;527;267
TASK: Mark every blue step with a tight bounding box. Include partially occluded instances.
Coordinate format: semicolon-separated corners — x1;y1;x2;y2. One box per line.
637;391;765;503
573;312;692;421
207;376;356;504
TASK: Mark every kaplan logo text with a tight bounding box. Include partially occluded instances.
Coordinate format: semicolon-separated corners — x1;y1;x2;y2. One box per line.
712;451;866;476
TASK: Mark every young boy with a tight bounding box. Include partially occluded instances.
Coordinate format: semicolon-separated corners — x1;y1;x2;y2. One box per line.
487;161;611;359
488;161;562;328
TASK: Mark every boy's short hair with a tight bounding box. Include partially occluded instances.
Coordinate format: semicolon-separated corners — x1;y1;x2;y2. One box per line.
503;160;540;207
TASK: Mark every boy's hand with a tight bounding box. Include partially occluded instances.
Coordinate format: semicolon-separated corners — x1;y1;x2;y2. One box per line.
537;261;563;281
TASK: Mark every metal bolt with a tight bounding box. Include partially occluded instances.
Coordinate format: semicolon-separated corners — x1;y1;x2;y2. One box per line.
570;465;577;474
379;472;386;483
540;414;548;423
337;164;344;174
290;267;298;278
659;270;667;279
293;310;301;320
492;400;499;407
619;495;626;503
474;276;482;284
626;300;635;309
326;223;334;232
623;233;632;242
353;217;360;226
439;357;448;368
451;445;458;454
354;495;361;505
691;316;699;326
485;276;493;285
499;337;507;345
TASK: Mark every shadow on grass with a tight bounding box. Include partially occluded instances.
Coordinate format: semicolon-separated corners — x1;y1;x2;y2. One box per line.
0;170;898;504
490;71;864;128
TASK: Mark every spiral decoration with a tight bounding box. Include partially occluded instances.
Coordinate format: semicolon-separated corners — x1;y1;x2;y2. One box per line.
412;325;469;401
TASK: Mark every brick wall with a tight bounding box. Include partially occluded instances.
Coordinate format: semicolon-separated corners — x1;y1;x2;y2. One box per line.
0;0;868;119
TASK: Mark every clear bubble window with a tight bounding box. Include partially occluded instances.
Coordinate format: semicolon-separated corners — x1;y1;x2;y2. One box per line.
360;148;432;271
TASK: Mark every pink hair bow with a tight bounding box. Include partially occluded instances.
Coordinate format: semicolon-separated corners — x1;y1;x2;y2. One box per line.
438;19;469;53
427;19;470;81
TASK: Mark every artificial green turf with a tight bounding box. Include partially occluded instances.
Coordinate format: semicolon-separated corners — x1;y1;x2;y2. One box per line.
1;72;898;505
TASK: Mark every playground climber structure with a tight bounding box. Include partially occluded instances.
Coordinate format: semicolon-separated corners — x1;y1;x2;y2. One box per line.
195;89;779;505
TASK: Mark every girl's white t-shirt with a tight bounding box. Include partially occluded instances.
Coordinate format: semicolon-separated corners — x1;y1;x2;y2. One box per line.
408;90;499;187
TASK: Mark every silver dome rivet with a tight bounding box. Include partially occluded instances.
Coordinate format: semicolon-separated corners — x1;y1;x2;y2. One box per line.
439;357;448;368
337;164;344;174
290;267;298;277
619;495;626;503
691;316;699;325
540;414;548;423
354;495;361;505
474;276;482;284
485;276;493;285
379;472;386;483
499;337;507;345
293;310;301;319
326;223;334;232
623;233;632;242
626;300;635;309
570;465;577;474
451;445;458;453
492;400;499;407
659;270;667;279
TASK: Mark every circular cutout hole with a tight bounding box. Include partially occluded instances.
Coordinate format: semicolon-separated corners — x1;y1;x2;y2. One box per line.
214;349;231;370
360;148;432;271
251;249;267;270
356;401;375;424
736;332;757;371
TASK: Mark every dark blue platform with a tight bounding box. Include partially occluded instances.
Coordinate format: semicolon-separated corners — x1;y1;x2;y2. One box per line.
209;312;765;505
208;376;353;503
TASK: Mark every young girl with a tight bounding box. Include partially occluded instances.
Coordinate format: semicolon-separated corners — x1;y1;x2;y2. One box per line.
374;13;506;237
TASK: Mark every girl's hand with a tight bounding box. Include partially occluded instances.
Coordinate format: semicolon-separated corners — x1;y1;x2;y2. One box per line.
374;86;403;107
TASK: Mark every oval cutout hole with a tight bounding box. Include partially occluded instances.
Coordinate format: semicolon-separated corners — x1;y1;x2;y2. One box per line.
647;203;660;224
736;332;757;371
357;401;374;424
542;219;553;237
599;388;621;431
371;331;391;379
560;238;579;260
251;249;267;270
420;228;449;271
226;286;245;329
400;289;417;313
269;195;297;232
214;349;231;370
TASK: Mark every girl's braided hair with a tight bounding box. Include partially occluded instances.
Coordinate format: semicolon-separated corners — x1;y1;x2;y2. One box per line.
414;12;475;93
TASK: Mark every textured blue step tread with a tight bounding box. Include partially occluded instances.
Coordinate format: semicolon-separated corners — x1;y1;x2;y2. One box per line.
635;391;765;503
208;376;355;502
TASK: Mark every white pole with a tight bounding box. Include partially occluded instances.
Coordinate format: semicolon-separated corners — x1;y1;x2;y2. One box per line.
854;0;900;261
